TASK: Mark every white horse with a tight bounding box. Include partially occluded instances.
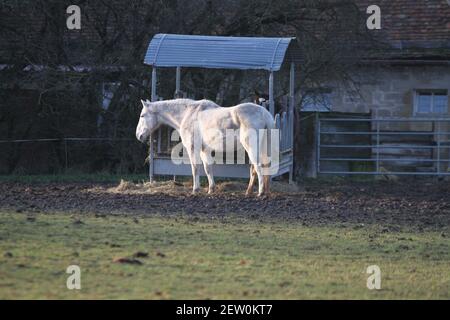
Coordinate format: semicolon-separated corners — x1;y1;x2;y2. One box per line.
136;99;275;196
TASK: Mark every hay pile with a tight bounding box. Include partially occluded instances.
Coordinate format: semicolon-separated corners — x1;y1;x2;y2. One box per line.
109;179;301;195
110;179;189;195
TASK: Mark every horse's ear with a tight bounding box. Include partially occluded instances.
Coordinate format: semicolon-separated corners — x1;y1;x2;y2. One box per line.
146;99;151;104
140;99;146;107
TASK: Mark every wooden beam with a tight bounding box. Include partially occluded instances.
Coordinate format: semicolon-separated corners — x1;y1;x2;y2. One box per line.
151;67;157;102
175;66;181;97
149;67;157;183
149;135;154;183
289;63;295;183
289;63;295;105
289;63;295;148
151;158;292;178
269;71;274;115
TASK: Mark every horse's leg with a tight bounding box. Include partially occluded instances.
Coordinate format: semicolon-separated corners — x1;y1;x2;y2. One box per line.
190;163;200;194
264;174;270;194
256;126;271;196
240;130;265;196
200;149;215;194
245;164;257;195
253;164;265;197
186;143;201;194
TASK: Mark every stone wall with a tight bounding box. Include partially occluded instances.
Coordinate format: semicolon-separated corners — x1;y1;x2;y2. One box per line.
327;64;450;174
331;64;450;131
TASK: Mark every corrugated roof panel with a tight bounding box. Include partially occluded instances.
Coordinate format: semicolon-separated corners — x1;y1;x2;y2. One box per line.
144;34;295;71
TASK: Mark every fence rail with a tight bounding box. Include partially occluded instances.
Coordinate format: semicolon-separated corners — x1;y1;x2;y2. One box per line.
0;138;143;174
0;138;135;143
317;117;450;176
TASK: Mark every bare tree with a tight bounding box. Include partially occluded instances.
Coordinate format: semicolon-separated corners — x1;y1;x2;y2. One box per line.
0;0;381;175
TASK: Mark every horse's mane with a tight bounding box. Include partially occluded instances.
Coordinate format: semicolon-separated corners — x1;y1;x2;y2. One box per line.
168;98;196;105
152;98;194;106
159;98;220;110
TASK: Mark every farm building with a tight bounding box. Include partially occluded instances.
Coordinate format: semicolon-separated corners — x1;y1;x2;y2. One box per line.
300;0;450;177
332;0;450;117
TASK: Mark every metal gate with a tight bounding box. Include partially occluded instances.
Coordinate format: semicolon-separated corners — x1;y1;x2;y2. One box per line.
317;118;450;176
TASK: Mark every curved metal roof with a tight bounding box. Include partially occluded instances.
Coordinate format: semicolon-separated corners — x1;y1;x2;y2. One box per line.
144;34;297;71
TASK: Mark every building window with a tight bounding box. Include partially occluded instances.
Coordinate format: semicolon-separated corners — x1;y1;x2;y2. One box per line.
414;90;448;115
301;89;332;112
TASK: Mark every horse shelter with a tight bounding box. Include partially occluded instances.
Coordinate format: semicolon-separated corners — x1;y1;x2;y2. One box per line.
143;34;302;182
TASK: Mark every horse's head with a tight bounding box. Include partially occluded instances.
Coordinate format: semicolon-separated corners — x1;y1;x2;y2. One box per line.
136;99;159;143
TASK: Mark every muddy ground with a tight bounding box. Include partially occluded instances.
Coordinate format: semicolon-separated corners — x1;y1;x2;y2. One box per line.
1;179;450;231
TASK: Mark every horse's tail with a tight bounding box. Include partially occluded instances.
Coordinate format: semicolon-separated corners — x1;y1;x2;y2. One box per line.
261;110;275;194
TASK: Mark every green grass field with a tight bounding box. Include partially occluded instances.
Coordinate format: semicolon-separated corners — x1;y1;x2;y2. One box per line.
1;211;449;299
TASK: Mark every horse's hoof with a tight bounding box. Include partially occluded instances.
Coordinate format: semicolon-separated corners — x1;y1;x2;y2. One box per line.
207;185;216;194
257;193;268;199
192;189;200;195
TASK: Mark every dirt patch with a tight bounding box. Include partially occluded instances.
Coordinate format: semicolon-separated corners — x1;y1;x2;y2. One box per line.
107;179;301;195
113;257;143;265
1;178;450;231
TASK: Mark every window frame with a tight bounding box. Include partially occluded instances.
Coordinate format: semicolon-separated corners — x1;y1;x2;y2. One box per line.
301;88;333;112
413;89;448;116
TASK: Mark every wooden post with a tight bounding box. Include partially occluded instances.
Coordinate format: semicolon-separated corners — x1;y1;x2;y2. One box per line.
149;135;154;183
289;63;295;148
289;64;295;95
315;112;320;178
289;64;295;108
172;67;181;182
151;67;157;102
149;67;157;183
269;71;274;116
175;66;181;97
288;63;295;183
